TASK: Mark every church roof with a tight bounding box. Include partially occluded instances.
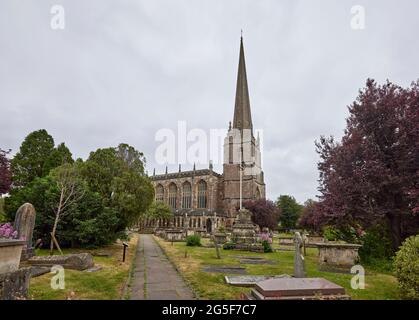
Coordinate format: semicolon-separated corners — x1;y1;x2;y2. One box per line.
151;168;222;181
233;36;253;132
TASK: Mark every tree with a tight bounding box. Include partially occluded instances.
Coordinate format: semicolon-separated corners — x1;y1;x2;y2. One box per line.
0;149;11;194
243;199;281;230
82;147;125;200
298;199;323;232
45;142;74;170
315;79;419;251
145;201;172;220
116;143;146;174
49;163;86;254
81;144;154;226
276;195;303;229
111;169;154;226
11;129;55;187
4;173;124;248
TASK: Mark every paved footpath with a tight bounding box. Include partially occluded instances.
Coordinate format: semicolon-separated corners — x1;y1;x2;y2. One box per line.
130;234;195;300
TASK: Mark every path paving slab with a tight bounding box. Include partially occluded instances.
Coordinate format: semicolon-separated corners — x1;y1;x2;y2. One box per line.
130;235;194;300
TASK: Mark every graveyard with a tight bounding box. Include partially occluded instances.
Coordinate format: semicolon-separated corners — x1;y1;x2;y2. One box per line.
1;2;418;302
154;235;399;300
29;235;138;300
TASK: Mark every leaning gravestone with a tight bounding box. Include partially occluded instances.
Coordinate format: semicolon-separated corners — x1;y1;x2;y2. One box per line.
294;232;306;278
13;203;36;260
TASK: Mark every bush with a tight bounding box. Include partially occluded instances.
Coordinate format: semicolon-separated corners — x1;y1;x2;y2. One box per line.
0;198;5;222
186;234;201;247
262;240;273;253
322;226;343;241
359;224;393;271
394;235;419;300
259;232;273;253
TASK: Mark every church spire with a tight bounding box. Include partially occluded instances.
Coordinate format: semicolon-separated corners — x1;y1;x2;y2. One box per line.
233;34;253;132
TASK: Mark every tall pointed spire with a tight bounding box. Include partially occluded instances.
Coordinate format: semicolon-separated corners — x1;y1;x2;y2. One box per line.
233;34;253;132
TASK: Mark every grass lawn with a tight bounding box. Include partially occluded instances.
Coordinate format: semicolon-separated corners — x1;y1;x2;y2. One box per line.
155;236;400;300
29;234;138;300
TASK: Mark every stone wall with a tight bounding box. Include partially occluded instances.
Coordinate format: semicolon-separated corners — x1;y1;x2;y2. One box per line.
0;267;31;300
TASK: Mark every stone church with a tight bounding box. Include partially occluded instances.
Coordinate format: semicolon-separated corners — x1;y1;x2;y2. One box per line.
146;37;265;234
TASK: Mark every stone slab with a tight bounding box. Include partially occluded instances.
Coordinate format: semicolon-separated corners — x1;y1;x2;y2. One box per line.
225;274;290;287
255;277;346;298
28;253;94;271
202;265;247;274
30;266;50;277
239;259;276;265
83;265;103;273
233;256;264;260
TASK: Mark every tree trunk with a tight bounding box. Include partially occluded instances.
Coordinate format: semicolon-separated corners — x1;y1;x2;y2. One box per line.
387;212;402;252
50;214;60;255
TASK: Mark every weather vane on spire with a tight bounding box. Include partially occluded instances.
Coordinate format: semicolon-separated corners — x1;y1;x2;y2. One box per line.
241;29;243;38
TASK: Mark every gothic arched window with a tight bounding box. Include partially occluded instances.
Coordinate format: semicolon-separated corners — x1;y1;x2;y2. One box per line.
168;183;177;209
182;182;192;209
156;184;164;202
197;180;207;209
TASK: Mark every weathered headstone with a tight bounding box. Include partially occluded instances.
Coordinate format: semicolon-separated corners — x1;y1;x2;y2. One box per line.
294;232;305;278
13;203;36;260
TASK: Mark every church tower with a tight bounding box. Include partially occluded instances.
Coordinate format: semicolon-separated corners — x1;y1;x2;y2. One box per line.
223;36;266;218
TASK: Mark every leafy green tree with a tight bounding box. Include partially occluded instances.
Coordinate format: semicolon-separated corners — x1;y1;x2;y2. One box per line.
111;169;154;226
276;195;303;229
81;144;154;225
145;201;172;220
45;142;74;170
82;147;125;200
11;130;55;186
116;143;146;174
4;173;124;248
0;148;11;194
11;130;73;188
6;141;154;248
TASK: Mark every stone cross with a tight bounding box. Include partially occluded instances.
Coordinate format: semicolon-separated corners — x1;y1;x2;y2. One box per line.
294;232;306;278
13;203;36;260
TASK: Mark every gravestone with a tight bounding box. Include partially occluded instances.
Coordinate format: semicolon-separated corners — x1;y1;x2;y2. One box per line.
225;274;290;287
294;232;305;278
316;243;362;272
28;253;94;271
202;265;246;274
13;203;36;260
244;278;350;300
239;259;275;265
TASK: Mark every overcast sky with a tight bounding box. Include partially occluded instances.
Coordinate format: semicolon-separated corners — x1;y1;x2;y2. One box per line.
1;0;418;203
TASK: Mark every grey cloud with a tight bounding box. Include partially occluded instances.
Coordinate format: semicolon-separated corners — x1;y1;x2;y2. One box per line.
1;0;418;203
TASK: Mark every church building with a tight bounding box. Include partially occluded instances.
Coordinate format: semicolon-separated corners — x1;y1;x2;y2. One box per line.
147;36;265;234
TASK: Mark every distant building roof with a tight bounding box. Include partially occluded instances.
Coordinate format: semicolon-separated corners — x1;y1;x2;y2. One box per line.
151;168;222;181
